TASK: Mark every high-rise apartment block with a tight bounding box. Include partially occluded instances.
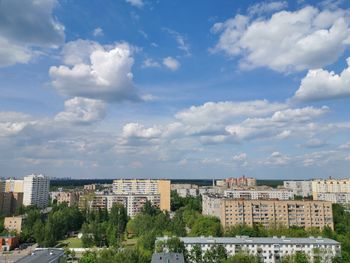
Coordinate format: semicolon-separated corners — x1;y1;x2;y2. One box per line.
312;179;350;203
112;179;171;211
23;174;50;208
283;180;312;197
5;179;24;193
0;192;23;216
216;176;256;188
224;189;293;200
202;195;334;229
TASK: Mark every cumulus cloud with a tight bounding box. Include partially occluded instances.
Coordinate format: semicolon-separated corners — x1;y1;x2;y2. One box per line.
55;97;106;124
126;0;144;8
212;6;350;72
175;100;286;125
163;57;180;71
0;0;64;67
294;57;350;101
50;40;139;102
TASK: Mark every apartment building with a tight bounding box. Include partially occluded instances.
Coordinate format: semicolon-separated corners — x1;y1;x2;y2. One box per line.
283;180;312;197
51;191;79;206
4;217;23;233
312;178;350;202
79;193;161;217
112;179;170;211
315;192;350;204
202;195;334;229
216;176;256;188
157;236;341;263
224;189;293;200
5;179;24;193
171;184;199;197
23;174;50;208
0;192;23;216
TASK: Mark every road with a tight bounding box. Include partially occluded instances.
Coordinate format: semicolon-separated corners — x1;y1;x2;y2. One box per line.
0;244;37;263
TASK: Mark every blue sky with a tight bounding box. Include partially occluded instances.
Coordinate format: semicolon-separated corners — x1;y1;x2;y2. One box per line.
1;0;350;179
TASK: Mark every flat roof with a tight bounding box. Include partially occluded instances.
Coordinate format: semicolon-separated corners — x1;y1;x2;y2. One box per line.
157;237;340;245
16;248;64;263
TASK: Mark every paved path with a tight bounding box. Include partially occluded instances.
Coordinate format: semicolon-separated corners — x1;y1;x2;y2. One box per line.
0;244;37;263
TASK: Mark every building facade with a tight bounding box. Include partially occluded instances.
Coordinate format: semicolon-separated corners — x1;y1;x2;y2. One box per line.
283;180;312;197
312;179;350;202
5;179;24;193
51;191;79;206
202;195;334;229
224;189;293;200
23;174;50;208
79;193;161;217
216;176;257;188
0;192;23;216
315;192;350;204
112;179;170;211
4;216;23;233
156;236;341;263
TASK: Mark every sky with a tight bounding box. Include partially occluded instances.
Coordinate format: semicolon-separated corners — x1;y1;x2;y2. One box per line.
1;0;350;179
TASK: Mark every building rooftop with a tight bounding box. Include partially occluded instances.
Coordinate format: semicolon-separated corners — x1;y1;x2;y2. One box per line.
15;248;64;263
157;236;340;245
151;253;185;263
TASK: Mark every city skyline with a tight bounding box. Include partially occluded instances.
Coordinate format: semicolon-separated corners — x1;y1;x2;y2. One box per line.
1;0;350;179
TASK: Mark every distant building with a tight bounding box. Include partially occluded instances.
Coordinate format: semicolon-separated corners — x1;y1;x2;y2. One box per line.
156;236;341;263
283;180;312;197
151;253;185;263
312;178;350;203
16;248;65;263
4;216;23;233
202;194;334;229
0;235;19;251
216;176;256;188
51;191;79;206
0;192;23;216
5;179;24;193
315;192;350;204
83;184;96;191
23;174;50;208
112;179;171;212
224;189;293;200
171;184;199;197
79;193;161;217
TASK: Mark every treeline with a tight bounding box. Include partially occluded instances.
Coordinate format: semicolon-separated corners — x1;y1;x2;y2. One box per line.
20;204;84;246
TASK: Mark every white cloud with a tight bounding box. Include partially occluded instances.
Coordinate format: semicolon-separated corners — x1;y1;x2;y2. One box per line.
126;0;144;8
248;1;288;16
55;97;106;124
93;27;104;37
294;57;350;101
142;58;161;68
163;57;180;71
50;40;139;102
212;6;350;72
175;100;287;125
0;0;64;67
163;28;191;55
121;123;162;144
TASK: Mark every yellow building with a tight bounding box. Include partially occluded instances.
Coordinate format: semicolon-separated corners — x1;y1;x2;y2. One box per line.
4;217;23;233
312;179;350;200
202;195;334;230
112;179;171;211
5;180;23;193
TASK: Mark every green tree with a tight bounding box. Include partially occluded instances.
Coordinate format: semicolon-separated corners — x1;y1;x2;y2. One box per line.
189;216;222;237
224;252;260;263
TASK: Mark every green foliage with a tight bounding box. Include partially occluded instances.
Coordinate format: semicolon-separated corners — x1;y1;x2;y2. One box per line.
281;252;310;263
78;248;150;263
171;191;202;212
189;216;222;237
224;252;260;263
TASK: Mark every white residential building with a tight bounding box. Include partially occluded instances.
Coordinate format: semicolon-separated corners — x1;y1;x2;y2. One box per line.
224;189;293;200
157;236;341;263
283;180;312;197
315;192;350;204
23;174;50;208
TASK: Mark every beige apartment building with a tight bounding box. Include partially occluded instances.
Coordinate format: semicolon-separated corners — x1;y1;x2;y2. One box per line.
312;178;350;200
112;179;171;211
5;180;23;193
4;217;23;233
202;195;334;230
52;191;79;206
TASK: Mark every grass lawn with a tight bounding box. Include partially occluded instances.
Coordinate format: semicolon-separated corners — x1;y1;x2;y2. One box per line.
59;237;83;248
